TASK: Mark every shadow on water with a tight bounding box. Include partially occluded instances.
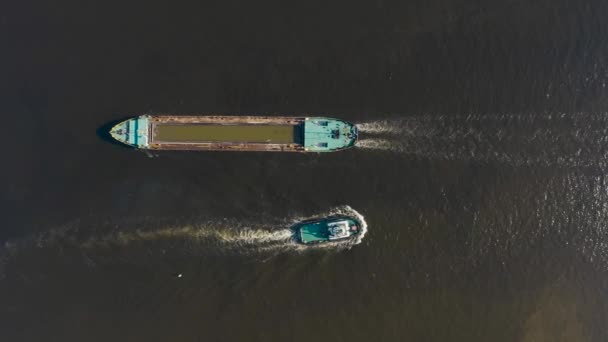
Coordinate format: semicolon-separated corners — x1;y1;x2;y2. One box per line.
96;117;133;148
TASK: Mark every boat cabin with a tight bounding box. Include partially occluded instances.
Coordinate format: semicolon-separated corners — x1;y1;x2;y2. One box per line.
328;221;358;240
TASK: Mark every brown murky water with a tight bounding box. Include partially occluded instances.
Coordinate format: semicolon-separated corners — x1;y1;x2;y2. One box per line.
2;0;608;341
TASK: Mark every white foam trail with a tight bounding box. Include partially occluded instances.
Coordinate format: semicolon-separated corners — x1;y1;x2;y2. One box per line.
214;228;293;244
356;138;396;151
354;113;608;168
0;206;369;273
81;205;369;252
84;226;285;245
357;121;405;134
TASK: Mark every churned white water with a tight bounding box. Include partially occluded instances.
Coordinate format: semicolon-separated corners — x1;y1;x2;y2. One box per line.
355;113;608;167
0;206;369;275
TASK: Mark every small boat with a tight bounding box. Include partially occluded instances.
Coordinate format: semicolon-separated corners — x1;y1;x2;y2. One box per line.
293;216;363;245
109;115;358;152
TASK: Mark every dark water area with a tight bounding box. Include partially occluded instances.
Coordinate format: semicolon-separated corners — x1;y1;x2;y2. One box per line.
2;0;608;341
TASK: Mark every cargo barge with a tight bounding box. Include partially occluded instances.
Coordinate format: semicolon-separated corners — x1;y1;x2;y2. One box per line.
109;115;358;152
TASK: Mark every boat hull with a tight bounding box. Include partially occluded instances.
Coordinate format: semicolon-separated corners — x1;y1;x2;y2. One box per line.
109;115;358;152
292;216;362;245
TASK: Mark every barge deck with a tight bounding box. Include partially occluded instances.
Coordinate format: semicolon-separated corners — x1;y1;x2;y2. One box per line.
109;115;358;152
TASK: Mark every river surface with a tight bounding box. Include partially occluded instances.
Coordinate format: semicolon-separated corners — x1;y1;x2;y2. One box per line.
2;0;608;341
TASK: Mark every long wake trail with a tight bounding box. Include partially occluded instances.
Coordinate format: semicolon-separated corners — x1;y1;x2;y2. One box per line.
84;205;367;252
0;206;368;276
355;113;608;168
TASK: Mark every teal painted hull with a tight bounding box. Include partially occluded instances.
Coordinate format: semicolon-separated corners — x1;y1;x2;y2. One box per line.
109;115;358;152
293;216;363;245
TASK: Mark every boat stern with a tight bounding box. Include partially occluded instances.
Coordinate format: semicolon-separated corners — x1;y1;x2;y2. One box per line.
109;116;150;148
303;117;358;152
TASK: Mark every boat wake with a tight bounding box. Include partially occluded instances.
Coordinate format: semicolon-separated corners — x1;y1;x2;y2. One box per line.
355;113;608;168
356;138;398;151
78;223;298;256
357;121;407;135
79;205;367;252
0;206;368;276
